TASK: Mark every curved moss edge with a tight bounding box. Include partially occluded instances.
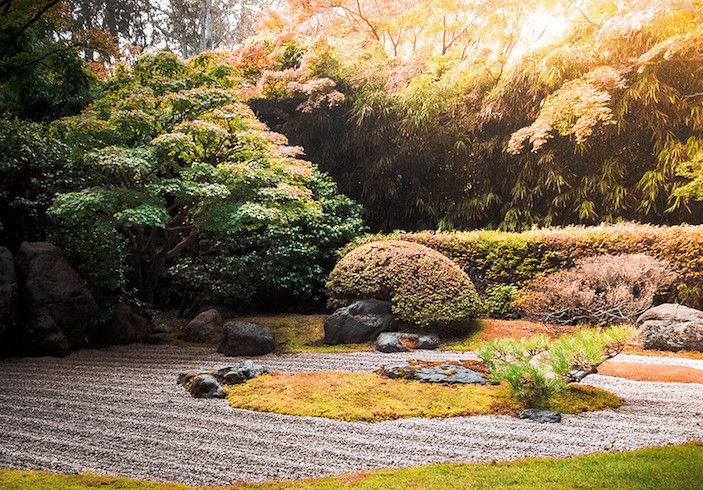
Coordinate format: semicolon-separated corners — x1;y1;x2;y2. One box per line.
225;372;623;422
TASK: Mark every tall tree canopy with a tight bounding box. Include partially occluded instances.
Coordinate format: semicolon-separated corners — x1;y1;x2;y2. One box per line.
244;0;703;231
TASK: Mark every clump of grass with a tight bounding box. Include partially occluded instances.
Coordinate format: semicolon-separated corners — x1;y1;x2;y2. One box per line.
225;372;621;422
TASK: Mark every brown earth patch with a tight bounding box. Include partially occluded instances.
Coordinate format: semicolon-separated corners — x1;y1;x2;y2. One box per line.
599;361;703;384
476;319;580;341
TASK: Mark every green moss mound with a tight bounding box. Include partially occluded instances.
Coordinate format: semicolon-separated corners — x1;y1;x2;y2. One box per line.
326;240;481;327
225;372;622;422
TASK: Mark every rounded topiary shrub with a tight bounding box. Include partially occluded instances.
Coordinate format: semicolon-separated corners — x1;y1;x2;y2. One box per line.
326;240;481;327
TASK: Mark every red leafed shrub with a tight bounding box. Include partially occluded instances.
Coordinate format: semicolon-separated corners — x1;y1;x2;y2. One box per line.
515;254;677;326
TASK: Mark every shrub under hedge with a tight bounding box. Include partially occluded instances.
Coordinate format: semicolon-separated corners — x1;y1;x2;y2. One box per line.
326;240;481;326
361;223;703;308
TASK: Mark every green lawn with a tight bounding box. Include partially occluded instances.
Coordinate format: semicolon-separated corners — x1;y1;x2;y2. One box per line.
2;443;701;489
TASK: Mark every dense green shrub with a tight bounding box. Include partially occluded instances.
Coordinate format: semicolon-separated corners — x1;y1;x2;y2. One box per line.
0;119;69;248
484;285;519;318
326;240;481;327
167;171;363;309
478;326;634;407
47;51;363;308
363;223;703;308
516;254;676;326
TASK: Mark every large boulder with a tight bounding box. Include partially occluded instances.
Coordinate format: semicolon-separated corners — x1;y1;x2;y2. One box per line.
0;247;17;353
324;299;395;344
218;321;276;357
375;332;440;353
15;242;98;356
181;309;224;344
98;302;151;345
637;303;703;352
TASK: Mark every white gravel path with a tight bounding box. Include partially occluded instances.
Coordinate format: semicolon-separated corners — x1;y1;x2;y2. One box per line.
0;344;702;485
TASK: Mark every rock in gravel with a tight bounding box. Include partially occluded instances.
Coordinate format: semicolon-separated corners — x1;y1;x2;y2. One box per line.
185;374;226;399
181;309;224;344
378;360;490;384
98;302;152;345
637;303;703;352
218;321;276;356
178;361;269;398
0;247;17;354
324;299;395;344
518;409;562;423
15;242;98;357
215;360;270;384
375;332;440;353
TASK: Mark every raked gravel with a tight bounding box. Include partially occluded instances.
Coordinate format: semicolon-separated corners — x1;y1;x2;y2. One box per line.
1;344;702;485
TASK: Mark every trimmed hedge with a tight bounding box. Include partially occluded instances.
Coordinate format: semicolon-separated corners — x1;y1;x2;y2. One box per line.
326;240;481;326
359;223;703;307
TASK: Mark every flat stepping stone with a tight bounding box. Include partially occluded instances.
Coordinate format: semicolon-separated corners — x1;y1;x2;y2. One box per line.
377;359;490;384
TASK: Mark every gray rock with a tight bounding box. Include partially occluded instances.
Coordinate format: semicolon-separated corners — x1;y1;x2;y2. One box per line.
181;309;224;344
0;247;17;355
214;360;270;384
218;321;276;356
378;360;489;384
98;302;151;345
375;332;440;353
15;242;98;357
186;375;226;399
637;303;703;352
518;409;562;423
324;299;395;344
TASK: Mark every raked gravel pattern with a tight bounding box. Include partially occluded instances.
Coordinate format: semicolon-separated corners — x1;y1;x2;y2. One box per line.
1;344;703;485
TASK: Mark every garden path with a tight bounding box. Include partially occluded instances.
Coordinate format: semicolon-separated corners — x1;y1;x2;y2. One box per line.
1;345;702;485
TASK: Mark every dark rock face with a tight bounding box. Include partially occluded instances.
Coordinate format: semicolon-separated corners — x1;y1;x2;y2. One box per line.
98;302;151;345
218;321;276;357
0;247;17;353
375;332;440;353
378;360;490;384
637;303;703;352
15;242;98;357
185;374;226;399
181;309;224;344
518;409;562;423
214;361;270;385
324;299;395;344
178;361;270;398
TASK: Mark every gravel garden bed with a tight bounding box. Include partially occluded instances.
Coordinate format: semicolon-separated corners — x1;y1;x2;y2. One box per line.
1;345;702;485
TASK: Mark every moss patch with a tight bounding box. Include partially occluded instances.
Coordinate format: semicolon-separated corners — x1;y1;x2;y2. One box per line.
225;372;622;422
546;384;624;413
233;314;371;354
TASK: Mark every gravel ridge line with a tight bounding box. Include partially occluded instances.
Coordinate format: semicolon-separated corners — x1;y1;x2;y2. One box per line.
1;344;702;485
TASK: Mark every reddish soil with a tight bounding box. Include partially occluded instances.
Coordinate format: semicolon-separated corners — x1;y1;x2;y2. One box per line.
599;361;703;384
